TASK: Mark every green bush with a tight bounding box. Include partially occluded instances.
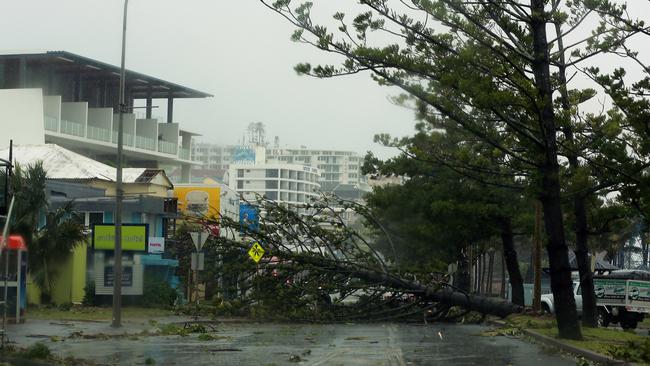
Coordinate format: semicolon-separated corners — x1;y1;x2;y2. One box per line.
139;276;177;308
82;282;96;307
22;342;51;359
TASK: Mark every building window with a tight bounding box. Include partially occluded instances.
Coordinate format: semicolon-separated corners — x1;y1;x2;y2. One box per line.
266;180;278;189
266;191;278;200
237;180;244;189
266;169;279;178
237;169;244;178
89;212;104;226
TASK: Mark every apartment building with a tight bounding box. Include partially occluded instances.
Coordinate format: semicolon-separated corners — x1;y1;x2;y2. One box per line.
192;143;364;191
227;163;320;209
0;51;211;182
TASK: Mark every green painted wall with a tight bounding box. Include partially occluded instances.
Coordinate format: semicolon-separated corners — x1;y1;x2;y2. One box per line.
27;241;88;305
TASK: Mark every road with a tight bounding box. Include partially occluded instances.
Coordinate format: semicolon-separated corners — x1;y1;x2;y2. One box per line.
7;320;577;365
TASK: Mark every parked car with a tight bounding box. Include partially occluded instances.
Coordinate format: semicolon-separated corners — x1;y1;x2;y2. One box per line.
540;270;650;329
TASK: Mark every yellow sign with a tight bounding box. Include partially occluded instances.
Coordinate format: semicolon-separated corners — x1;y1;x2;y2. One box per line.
93;224;148;251
248;242;265;263
173;185;221;218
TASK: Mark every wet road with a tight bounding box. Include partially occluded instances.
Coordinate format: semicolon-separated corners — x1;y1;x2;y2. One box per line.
8;321;576;365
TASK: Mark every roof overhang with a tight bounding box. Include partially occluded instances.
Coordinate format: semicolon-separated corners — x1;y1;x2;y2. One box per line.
0;51;212;99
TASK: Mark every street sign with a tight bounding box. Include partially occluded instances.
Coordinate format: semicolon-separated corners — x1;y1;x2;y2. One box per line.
248;242;265;263
190;231;209;251
191;252;205;271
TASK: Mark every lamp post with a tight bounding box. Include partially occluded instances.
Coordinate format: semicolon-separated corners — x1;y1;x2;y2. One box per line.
112;0;129;328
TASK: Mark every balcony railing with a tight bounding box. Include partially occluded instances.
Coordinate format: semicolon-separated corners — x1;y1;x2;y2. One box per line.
111;132;134;146
60;119;85;137
87;125;111;143
136;135;156;151
158;140;178;155
44;115;58;132
179;148;190;160
42;115;191;162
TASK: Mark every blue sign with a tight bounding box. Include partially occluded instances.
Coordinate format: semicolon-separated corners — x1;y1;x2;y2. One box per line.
233;146;256;164
239;203;259;233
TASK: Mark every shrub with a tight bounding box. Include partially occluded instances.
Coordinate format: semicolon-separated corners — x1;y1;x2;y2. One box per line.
82;282;96;307
22;342;51;359
139;276;177;308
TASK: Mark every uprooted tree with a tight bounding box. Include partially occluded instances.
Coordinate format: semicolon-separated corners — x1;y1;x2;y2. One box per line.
186;195;522;322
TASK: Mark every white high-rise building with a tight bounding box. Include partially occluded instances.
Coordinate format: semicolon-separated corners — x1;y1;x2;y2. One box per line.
226;162;320;210
265;147;363;190
192;143;365;191
224;145;320;209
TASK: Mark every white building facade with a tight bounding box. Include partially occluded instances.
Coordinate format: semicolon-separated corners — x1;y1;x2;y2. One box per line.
193;143;364;190
0;51;211;182
227;163;320;209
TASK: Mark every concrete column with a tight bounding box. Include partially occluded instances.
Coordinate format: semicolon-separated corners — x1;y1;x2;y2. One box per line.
146;89;152;119
167;93;173;123
181;164;190;183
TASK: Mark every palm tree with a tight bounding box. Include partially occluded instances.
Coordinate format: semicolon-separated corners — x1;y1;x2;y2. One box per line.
1;163;85;303
31;202;85;302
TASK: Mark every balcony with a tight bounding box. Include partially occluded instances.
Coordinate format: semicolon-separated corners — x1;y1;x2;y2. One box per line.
60;119;85;137
44;115;58;132
111;133;134;146
87;125;111;143
136;135;156;151
158;140;177;155
42;114;195;165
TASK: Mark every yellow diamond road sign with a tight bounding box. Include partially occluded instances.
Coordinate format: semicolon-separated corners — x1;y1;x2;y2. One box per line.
248;242;265;263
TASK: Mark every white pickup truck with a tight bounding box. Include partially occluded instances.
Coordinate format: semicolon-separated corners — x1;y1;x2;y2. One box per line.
541;270;650;329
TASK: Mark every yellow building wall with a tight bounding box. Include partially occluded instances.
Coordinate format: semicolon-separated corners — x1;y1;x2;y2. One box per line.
27;241;88;306
173;185;221;219
26;275;41;306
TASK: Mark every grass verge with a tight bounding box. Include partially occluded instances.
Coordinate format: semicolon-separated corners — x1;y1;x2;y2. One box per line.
27;306;174;321
506;314;650;364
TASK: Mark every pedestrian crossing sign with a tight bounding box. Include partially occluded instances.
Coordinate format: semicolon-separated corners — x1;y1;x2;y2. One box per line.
248;242;265;263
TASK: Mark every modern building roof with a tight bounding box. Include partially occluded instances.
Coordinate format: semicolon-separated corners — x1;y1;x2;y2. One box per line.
0;50;212;99
0;144;173;186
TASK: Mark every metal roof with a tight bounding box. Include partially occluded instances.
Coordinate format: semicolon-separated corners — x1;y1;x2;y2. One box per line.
0;50;212;99
0;144;172;185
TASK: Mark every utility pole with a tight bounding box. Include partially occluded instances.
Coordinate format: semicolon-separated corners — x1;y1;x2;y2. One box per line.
112;0;129;328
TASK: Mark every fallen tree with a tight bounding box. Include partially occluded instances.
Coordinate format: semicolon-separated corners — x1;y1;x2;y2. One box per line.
188;195;522;321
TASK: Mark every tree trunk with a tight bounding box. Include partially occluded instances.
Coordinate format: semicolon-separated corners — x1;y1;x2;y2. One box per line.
456;248;470;292
475;254;483;294
554;18;597;329
533;201;542;312
487;250;495;296
530;0;581;339
574;196;598;327
642;226;648;268
500;253;506;298
501;219;524;306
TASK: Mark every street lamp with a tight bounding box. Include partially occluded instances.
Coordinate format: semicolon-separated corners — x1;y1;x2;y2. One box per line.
112;0;129;328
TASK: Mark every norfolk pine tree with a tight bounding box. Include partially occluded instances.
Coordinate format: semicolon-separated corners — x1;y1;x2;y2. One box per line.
261;0;648;338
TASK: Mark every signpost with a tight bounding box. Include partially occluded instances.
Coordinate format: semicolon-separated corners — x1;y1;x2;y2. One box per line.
189;231;209;319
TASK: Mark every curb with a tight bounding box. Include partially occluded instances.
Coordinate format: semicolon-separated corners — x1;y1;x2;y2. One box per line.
487;319;631;366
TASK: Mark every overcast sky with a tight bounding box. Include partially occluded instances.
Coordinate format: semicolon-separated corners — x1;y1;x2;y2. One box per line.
0;0;416;158
2;1;649;159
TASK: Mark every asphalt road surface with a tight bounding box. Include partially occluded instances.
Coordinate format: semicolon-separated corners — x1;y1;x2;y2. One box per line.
8;321;577;365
